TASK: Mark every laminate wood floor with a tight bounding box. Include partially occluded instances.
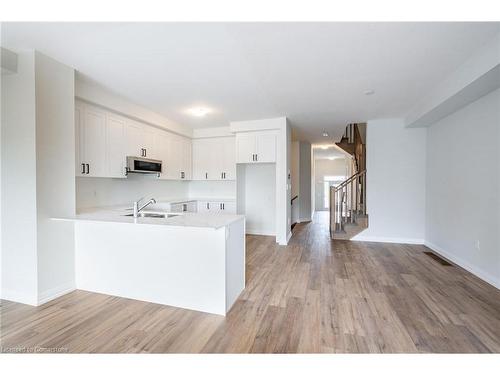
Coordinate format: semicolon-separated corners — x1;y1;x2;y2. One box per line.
2;212;500;353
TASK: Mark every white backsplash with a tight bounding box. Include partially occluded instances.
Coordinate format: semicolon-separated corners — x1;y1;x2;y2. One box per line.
188;180;236;199
76;176;236;211
76;174;189;210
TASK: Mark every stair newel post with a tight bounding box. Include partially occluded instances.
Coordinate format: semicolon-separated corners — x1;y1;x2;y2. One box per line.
351;175;358;224
362;173;367;216
350;177;355;224
329;185;335;238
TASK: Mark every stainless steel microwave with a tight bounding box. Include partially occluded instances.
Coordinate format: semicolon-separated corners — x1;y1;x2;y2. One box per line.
126;156;162;174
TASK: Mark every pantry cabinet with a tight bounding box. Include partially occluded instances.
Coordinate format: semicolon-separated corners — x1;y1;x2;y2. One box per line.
235;131;276;164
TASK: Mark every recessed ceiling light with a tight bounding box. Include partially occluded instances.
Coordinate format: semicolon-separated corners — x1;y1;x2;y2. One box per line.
186;107;211;117
364;90;375;96
322;132;329;137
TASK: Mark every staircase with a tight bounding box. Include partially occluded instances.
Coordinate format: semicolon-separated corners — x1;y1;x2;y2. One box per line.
329;123;368;240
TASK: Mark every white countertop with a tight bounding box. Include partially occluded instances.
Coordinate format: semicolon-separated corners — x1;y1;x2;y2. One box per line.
155;197;236;204
53;206;244;230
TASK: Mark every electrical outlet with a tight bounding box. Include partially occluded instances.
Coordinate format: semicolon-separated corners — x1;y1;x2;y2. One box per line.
475;240;481;251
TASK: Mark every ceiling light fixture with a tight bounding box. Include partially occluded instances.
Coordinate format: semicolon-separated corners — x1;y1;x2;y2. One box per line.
322;131;329;137
364;90;375;96
186;107;211;117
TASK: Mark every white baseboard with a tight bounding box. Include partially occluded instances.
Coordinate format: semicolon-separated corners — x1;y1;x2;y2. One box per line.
351;235;424;245
37;283;76;306
424;241;500;290
246;229;276;237
298;217;312;223
1;289;38;306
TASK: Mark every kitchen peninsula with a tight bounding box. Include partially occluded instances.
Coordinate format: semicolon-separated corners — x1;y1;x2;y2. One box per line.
55;207;245;316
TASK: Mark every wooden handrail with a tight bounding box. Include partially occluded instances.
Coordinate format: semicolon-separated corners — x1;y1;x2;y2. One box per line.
334;170;366;192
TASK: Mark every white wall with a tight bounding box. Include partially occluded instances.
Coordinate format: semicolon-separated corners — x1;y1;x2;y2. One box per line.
236;163;276;236
425;88;500;288
298;142;312;222
188;180;236;199
76;175;188;210
353;119;426;244
314;158;348;211
34;52;76;303
1;50;38;305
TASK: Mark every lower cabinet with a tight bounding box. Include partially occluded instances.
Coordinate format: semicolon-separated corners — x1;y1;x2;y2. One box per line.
197;201;236;214
170;201;197;213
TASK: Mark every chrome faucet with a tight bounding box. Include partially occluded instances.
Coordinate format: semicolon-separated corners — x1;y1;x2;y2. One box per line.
133;197;157;218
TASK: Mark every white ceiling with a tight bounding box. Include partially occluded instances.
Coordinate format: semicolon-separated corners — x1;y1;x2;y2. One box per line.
2;22;499;143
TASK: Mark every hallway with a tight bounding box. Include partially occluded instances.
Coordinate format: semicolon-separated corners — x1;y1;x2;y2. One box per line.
2;213;500;353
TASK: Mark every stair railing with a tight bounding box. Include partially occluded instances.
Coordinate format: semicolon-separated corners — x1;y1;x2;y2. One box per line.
329;170;366;239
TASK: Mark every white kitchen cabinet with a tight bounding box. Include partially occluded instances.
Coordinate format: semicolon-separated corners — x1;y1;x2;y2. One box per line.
192;137;235;180
164;134;191;180
75;103;84;175
75;100;193;180
106;113;126;178
77;104;107;177
197;201;236;214
171;201;197;213
180;136;192;180
220;137;236;180
155;131;171;179
236;131;276;164
125;120;156;159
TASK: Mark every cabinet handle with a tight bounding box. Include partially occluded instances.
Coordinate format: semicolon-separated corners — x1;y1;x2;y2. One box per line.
220;203;222;210
223;172;226;179
205;172;208;179
222;203;225;210
86;164;90;174
252;154;255;161
144;148;147;157
207;202;209;210
81;163;85;174
255;154;258;162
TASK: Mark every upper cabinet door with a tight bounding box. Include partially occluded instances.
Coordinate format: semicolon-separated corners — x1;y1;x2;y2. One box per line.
255;132;277;163
82;106;106;177
236;133;256;164
192;138;206;180
124;121;145;157
106;113;126;178
181;137;192;180
155;131;170;179
221;137;236;180
75;103;85;176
